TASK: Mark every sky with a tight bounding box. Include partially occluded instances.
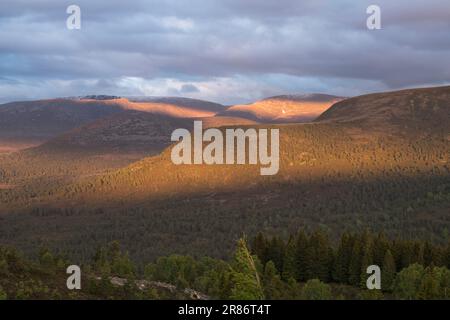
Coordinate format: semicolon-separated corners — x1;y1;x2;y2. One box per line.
0;0;449;104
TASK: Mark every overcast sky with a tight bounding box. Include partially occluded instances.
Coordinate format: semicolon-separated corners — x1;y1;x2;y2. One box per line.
0;0;449;104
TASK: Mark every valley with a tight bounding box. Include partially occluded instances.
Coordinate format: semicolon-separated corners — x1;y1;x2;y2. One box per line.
0;86;448;266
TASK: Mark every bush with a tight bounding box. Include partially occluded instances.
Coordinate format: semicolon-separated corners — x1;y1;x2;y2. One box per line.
301;279;332;300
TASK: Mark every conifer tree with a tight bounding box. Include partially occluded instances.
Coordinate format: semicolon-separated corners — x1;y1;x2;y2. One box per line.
348;238;363;286
295;229;309;281
230;238;264;300
282;236;297;281
263;261;284;299
381;250;396;291
305;229;331;282
266;237;285;272
444;243;450;269
252;232;268;266
372;232;390;267
333;232;353;283
360;239;374;288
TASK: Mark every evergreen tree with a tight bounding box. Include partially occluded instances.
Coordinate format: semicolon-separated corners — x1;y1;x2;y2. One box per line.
423;241;435;267
0;285;6;300
411;242;424;266
252;233;268;266
38;248;55;271
282;236;297;281
348;239;363;286
295;229;309;281
230;238;264;300
444;243;450;269
372;232;390;267
381;250;396;291
263;261;284;299
266;237;285;272
360;235;374;288
333;232;353;283
304;230;331;282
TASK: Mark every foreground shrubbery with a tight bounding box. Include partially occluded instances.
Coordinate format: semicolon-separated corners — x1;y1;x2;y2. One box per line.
0;230;449;300
144;230;450;300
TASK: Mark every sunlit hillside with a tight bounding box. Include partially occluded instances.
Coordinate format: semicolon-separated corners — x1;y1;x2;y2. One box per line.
222;94;343;123
0;86;448;262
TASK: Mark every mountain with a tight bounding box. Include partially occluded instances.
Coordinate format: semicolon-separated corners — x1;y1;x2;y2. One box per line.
37;111;193;155
0;98;125;147
0;86;447;262
221;94;344;123
127;96;225;112
0;96;226;151
316;86;450;136
122;97;225;118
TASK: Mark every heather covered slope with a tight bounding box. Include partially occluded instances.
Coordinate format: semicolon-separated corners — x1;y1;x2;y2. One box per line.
221;94;343;123
0;98;125;147
128;96;225;113
37;111;193;154
317;86;450;136
0;96;226;150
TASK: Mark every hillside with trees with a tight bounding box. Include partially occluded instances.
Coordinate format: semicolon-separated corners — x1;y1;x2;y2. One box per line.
0;86;448;264
1;230;449;300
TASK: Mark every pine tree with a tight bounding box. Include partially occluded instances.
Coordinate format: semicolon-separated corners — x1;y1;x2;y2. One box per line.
400;241;414;269
411;241;424;266
263;261;284;299
444;243;450;269
423;241;435;267
282;236;297;281
252;232;268;266
266;236;285;272
348;238;363;286
0;285;6;300
381;250;396;291
372;232;390;267
230;238;264;300
305;229;331;282
295;229;309;281
333;232;353;284
360;239;374;288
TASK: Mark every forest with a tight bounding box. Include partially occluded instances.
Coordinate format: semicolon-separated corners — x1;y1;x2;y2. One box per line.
1;229;449;300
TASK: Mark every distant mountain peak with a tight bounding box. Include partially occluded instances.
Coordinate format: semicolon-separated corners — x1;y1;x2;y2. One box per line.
221;93;344;123
262;93;344;102
79;95;122;100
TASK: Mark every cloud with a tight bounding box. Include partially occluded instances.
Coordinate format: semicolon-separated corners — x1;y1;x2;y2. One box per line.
0;0;449;103
180;84;200;93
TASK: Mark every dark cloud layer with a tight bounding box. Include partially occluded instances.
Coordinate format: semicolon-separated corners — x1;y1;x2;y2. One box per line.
0;0;449;104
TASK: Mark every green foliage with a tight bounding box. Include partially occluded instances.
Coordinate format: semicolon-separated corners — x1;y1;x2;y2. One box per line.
359;289;384;300
145;255;197;288
38;248;55;272
1;231;449;300
262;261;285;299
0;286;7;300
382;250;396;291
1;118;448;266
229;238;264;300
93;241;135;278
391;264;450;299
301;279;332;300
